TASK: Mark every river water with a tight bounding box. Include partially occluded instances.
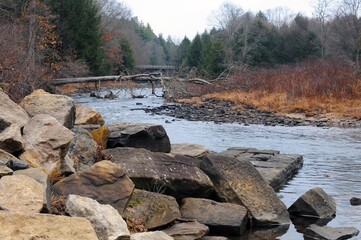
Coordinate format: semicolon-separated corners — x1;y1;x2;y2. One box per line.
72;88;361;239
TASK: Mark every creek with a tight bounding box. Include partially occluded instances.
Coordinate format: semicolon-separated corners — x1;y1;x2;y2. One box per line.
72;87;361;239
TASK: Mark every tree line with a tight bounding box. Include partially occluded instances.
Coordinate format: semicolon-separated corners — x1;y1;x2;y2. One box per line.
1;0;361;101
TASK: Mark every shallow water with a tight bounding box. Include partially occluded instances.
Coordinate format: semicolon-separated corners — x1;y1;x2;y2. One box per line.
72;88;361;239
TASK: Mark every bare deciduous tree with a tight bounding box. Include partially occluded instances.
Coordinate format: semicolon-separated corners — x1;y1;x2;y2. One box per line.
210;2;244;63
335;0;361;65
313;0;333;58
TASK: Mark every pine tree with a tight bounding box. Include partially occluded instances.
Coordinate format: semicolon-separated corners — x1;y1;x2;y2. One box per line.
49;0;104;75
119;38;135;73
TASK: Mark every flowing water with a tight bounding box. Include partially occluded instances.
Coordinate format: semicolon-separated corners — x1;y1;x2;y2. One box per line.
72;88;361;239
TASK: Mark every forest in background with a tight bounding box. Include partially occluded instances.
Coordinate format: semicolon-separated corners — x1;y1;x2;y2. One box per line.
0;0;361;113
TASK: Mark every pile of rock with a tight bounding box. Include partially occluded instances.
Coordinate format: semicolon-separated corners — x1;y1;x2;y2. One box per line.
0;88;358;240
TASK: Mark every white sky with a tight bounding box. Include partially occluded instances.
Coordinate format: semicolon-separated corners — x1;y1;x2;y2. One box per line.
120;0;315;41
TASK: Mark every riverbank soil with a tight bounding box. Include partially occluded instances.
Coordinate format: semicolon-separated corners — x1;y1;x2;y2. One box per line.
173;59;361;127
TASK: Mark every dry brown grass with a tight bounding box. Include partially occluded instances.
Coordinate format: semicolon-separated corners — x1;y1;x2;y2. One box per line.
182;58;361;120
50;192;67;215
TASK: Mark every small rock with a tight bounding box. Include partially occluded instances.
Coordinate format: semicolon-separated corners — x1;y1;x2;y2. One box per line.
288;187;336;218
130;231;174;240
90;125;110;149
350;197;361;206
75;104;105;126
163;221;209;240
0;165;12;177
304;224;359;240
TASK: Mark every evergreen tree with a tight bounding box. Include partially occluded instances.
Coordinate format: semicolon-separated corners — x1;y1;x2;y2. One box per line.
119;38;135;73
49;0;104;75
187;34;203;69
175;37;191;67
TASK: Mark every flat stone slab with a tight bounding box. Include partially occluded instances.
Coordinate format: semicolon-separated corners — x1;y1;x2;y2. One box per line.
304;224;359;240
220;147;303;190
171;143;209;158
180;198;248;235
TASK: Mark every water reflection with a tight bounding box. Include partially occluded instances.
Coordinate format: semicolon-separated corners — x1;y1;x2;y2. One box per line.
72;88;361;239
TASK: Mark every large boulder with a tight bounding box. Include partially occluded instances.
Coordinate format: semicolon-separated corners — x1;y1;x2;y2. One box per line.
180;198;248;235
68;126;98;172
66;194;130;240
13;168;51;212
107;123;171;153
0;174;48;213
200;154;290;226
0;212;98;239
163;221;209;240
53;160;135;215
19;114;74;174
20;89;75;129
75;104;105;126
124;189;180;230
304;224;359;240
0;88;29;153
130;231;174;240
288;187;336;218
102;147;215;200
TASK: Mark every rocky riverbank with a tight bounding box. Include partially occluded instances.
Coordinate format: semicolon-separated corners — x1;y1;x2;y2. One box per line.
0;88;359;240
145;98;361;128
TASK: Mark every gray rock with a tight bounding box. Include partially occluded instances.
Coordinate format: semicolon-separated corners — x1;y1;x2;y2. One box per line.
102;147;215;200
0;88;29;153
13;168;51;212
53;160;135;215
68;126;98;172
0;211;98;240
350;197;361;206
180;198;248;235
66;194;130;240
304;224;359;240
0;149;28;170
124;189;180;230
288;187;336;218
20;89;76;129
163;221;209;240
19;114;74;175
200;154;290;226
0;174;47;213
107;122;171;153
130;231;174;240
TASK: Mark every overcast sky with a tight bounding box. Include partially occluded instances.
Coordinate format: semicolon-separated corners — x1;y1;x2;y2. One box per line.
120;0;315;41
